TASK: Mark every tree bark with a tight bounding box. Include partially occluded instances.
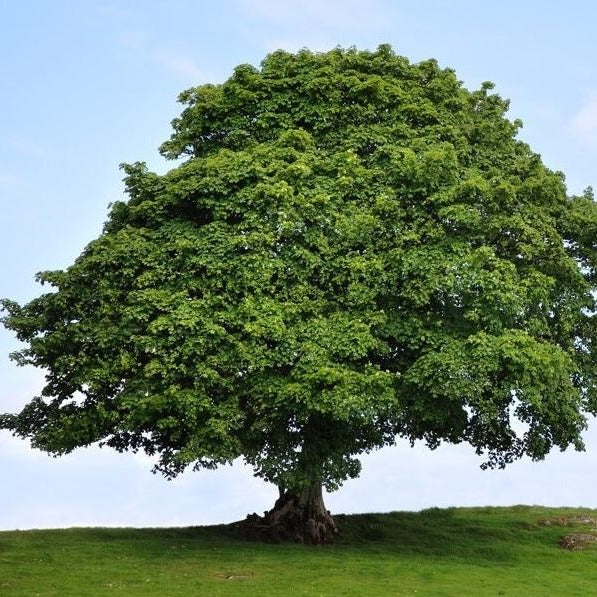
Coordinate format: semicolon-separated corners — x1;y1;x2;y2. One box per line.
241;482;338;544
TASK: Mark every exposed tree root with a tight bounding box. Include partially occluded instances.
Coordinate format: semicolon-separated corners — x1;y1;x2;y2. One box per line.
238;483;338;544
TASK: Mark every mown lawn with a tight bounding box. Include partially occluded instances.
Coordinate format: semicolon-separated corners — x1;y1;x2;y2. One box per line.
1;506;597;596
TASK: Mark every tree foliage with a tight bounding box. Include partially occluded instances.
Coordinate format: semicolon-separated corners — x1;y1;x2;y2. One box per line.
3;45;597;499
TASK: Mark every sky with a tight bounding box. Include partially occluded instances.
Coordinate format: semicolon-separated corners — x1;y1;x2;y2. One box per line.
1;0;597;530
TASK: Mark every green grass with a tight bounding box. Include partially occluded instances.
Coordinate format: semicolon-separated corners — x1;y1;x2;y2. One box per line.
2;506;597;596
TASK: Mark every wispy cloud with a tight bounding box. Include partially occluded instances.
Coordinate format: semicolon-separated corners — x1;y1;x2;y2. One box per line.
234;0;402;57
0;434;44;460
154;49;203;81
94;2;132;21
117;29;149;51
571;95;597;147
113;30;204;83
262;36;337;53
237;0;400;32
4;137;47;158
0;171;22;187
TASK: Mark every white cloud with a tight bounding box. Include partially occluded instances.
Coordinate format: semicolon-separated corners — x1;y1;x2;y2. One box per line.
238;0;399;31
94;2;132;20
234;0;403;60
571;95;597;147
155;49;203;81
0;171;21;187
262;36;341;54
3;136;46;158
117;30;149;51
113;28;203;83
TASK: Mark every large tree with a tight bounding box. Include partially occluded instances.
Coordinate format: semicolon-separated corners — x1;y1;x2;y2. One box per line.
2;46;597;543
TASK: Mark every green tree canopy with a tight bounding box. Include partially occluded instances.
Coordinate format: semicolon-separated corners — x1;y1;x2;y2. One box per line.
3;45;597;542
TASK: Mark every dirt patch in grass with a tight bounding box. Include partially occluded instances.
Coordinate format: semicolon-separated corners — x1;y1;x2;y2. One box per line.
214;571;255;581
558;534;597;550
538;516;597;527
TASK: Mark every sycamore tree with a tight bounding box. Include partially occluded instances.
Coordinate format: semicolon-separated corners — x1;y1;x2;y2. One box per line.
2;45;597;543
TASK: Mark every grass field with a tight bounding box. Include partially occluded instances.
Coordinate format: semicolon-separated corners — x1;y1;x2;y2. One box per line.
1;506;597;596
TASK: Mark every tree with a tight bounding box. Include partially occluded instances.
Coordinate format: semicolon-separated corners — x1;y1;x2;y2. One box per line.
2;45;597;543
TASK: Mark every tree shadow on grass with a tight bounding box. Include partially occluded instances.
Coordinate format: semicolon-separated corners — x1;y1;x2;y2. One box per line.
330;508;538;563
0;507;564;566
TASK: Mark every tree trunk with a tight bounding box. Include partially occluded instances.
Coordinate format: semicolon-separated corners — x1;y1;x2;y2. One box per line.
241;482;338;544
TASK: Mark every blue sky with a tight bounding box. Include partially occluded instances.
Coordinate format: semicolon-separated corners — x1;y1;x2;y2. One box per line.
1;0;597;530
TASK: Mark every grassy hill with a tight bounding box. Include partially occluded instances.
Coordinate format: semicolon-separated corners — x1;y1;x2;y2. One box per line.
2;506;597;596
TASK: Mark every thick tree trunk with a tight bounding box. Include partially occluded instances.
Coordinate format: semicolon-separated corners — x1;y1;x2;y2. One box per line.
241;482;338;544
